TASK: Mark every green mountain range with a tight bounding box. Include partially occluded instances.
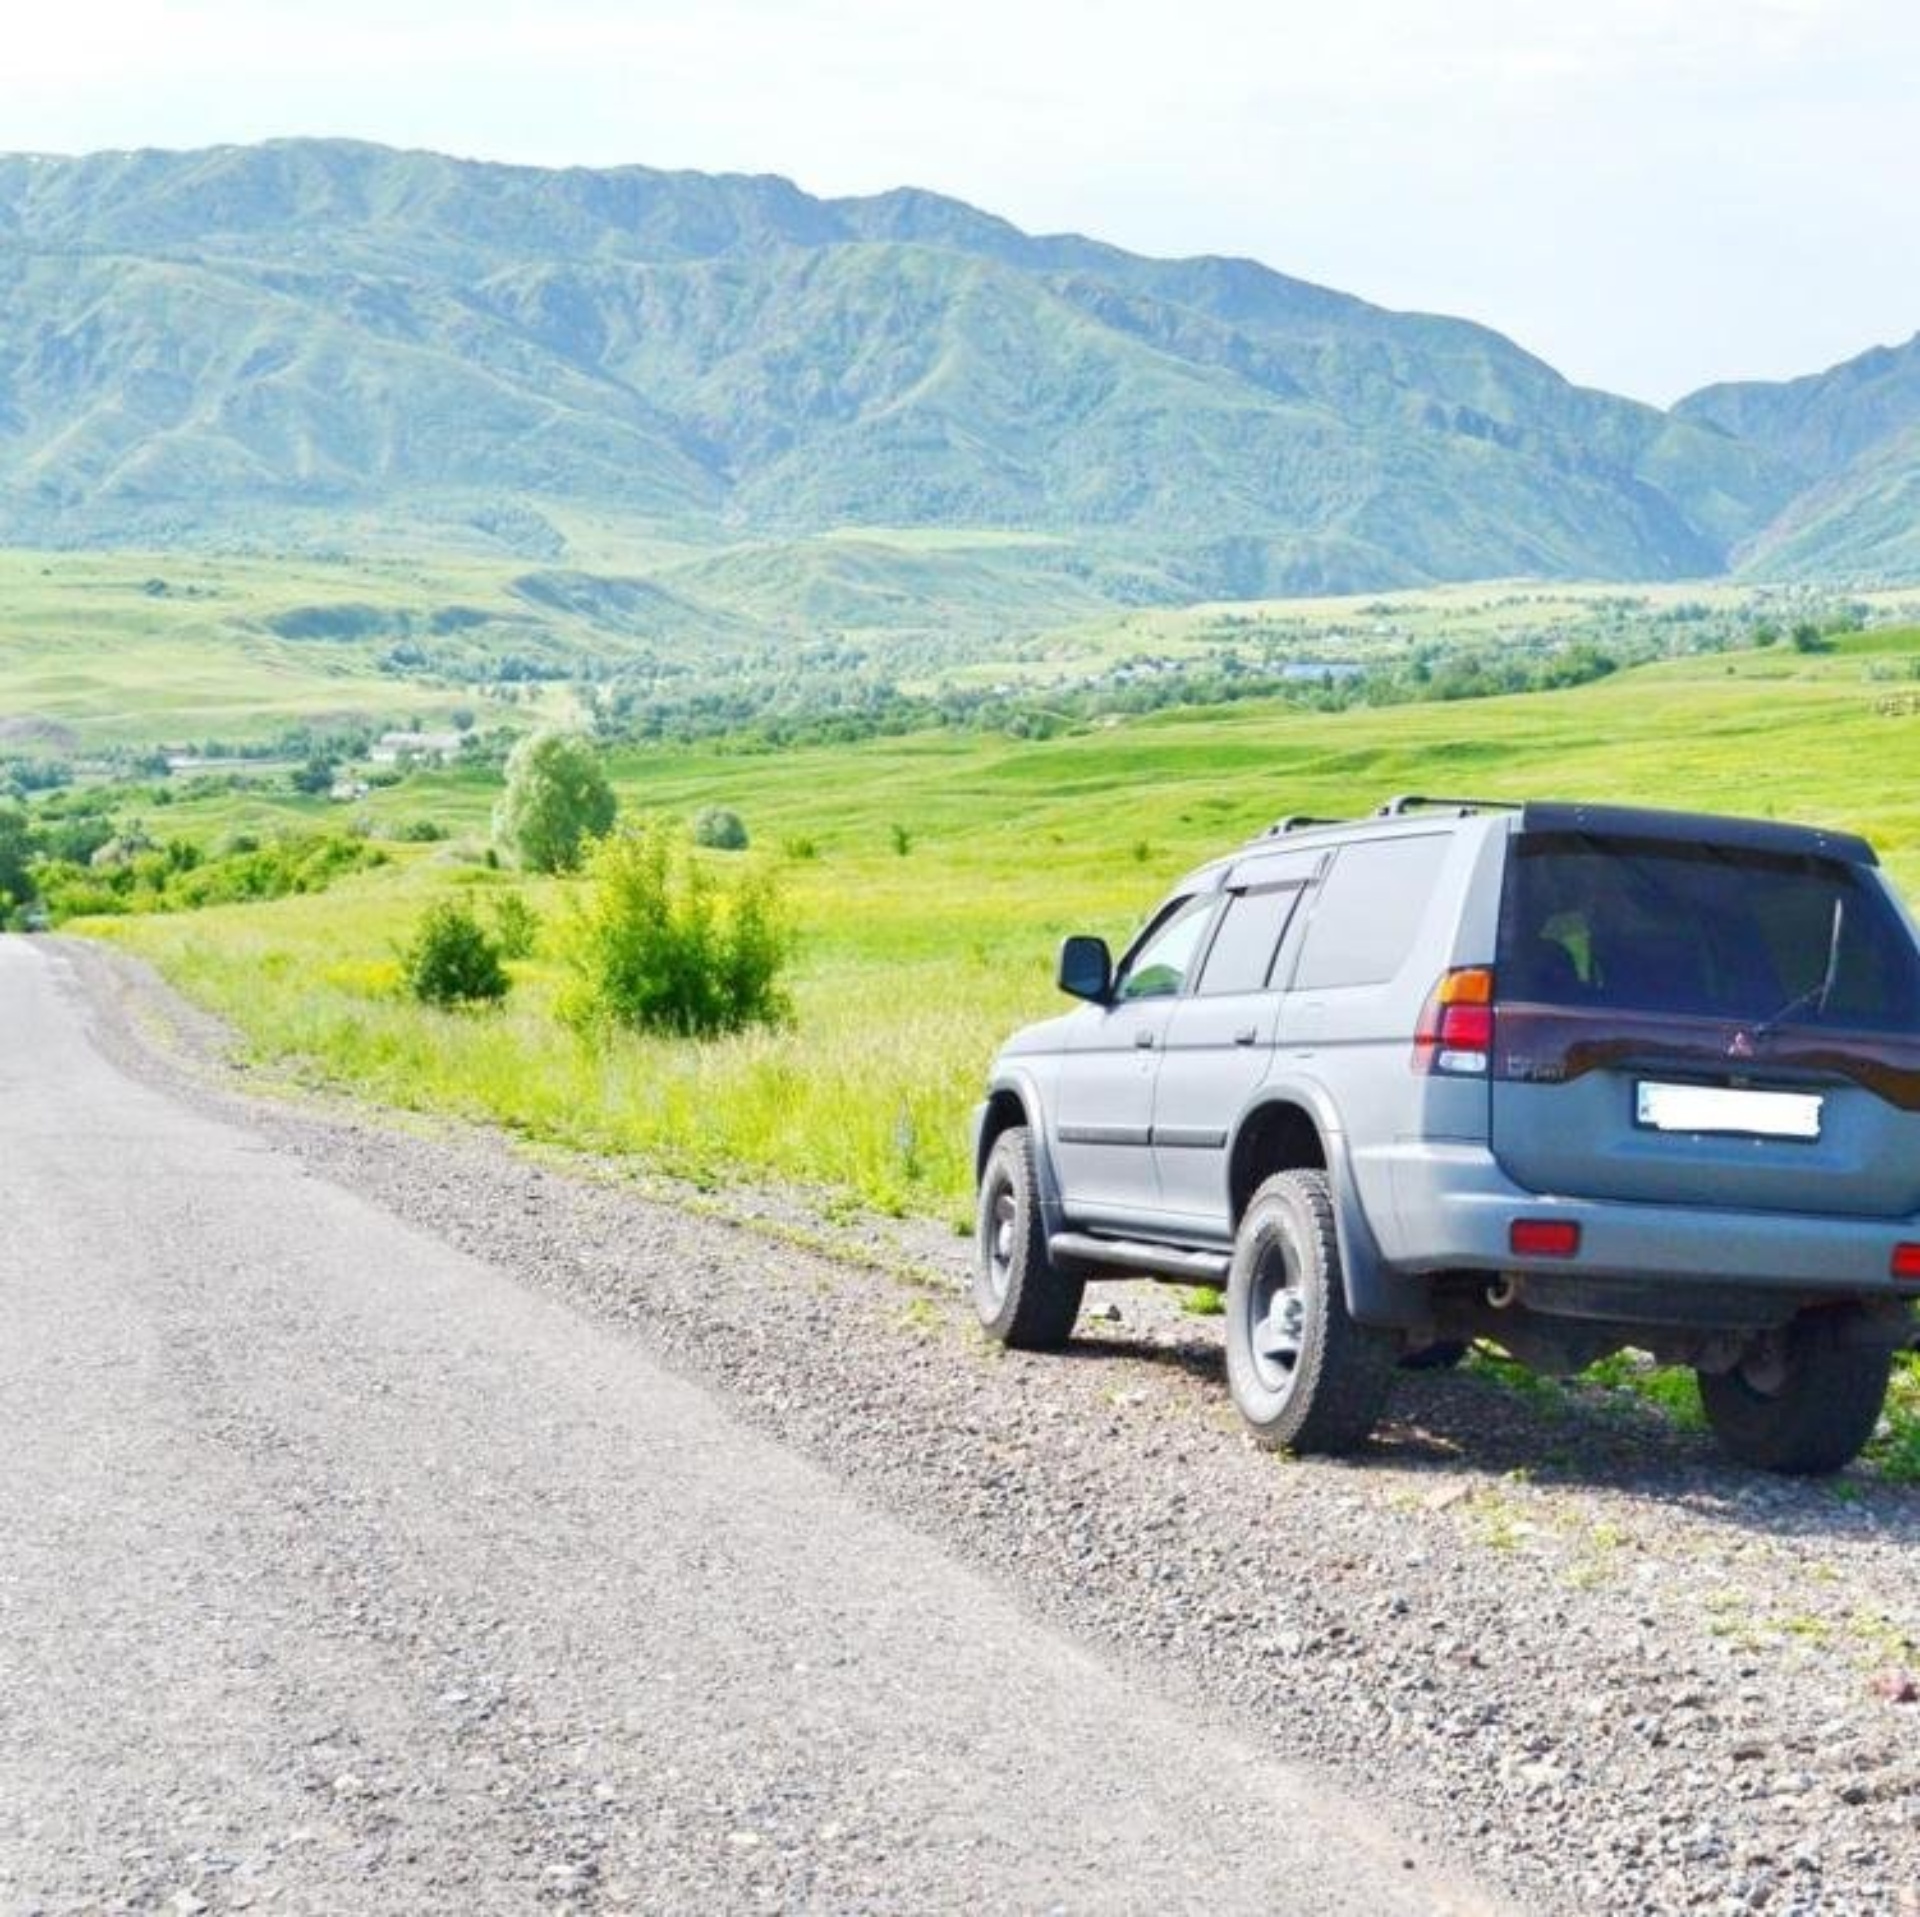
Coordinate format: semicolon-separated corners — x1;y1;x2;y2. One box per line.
0;139;1911;592
1676;334;1920;579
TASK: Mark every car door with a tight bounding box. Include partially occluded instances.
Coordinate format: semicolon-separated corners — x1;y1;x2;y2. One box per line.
1152;851;1323;1228
1053;893;1219;1225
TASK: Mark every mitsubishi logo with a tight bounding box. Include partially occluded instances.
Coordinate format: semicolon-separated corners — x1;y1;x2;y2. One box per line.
1728;1030;1755;1059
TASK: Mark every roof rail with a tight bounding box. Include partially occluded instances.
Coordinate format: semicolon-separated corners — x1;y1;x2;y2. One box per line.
1373;794;1522;819
1263;813;1346;836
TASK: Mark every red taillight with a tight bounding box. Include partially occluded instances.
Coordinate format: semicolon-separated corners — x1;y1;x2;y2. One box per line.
1510;1219;1581;1259
1892;1244;1920;1282
1415;967;1496;1075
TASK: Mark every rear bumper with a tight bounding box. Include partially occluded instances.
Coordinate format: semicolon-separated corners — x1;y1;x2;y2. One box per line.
1374;1141;1920;1300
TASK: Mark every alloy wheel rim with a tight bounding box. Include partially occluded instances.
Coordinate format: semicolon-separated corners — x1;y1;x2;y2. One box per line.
1247;1236;1307;1394
984;1181;1017;1305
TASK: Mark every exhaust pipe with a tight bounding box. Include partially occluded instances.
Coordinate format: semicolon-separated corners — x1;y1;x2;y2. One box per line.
1486;1275;1523;1310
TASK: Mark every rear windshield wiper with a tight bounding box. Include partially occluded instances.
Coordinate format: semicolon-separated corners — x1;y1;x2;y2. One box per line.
1752;895;1845;1041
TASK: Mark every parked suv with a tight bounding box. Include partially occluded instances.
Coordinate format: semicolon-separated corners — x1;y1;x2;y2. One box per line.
972;797;1920;1472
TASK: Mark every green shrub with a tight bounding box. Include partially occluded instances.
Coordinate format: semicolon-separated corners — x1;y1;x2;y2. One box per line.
889;822;912;856
491;891;541;960
397;818;449;843
492;730;616;873
400;901;510;1008
692;805;749;851
558;823;790;1039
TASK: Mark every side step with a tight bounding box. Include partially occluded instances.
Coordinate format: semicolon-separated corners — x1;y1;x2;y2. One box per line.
1048;1232;1231;1285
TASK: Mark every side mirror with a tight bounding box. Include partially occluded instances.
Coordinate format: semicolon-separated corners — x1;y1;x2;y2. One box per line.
1057;934;1112;1003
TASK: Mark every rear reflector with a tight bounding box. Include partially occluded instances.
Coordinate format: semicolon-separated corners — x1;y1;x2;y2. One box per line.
1510;1219;1581;1259
1415;968;1496;1076
1893;1244;1920;1281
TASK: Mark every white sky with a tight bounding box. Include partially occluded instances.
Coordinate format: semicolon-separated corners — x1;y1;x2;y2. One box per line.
6;0;1917;404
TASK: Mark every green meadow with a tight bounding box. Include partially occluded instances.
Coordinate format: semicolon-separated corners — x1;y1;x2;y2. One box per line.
91;624;1920;1221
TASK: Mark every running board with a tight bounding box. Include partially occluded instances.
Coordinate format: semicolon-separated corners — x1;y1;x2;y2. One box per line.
1048;1232;1231;1285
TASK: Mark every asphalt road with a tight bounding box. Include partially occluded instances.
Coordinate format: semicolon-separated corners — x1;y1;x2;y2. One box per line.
0;938;1495;1915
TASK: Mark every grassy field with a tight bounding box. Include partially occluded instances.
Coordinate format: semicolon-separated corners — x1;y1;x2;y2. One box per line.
10;537;1914;760
90;621;1920;1213
77;621;1920;1474
0;548;579;752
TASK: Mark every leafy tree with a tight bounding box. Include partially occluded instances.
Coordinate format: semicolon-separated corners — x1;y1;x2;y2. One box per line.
0;803;33;908
492;730;616;873
692;805;749;850
491;892;541;960
557;823;789;1038
400;901;510;1007
291;756;337;796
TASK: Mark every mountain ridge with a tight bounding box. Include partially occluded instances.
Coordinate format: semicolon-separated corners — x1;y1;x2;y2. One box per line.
0;138;1904;588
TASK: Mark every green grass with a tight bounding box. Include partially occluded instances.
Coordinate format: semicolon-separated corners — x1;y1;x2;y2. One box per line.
94;623;1920;1222
0;548;575;751
80;623;1920;1472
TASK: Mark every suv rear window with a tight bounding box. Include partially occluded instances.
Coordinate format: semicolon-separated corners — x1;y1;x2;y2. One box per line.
1498;833;1920;1031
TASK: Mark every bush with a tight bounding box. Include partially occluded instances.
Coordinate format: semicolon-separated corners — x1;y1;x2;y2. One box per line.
396;818;449;843
491;891;541;960
558;823;789;1038
400;901;510;1007
492;730;616;873
691;805;749;851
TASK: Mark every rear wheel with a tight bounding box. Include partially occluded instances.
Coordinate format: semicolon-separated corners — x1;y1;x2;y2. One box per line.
973;1126;1084;1349
1697;1311;1892;1475
1224;1169;1395;1454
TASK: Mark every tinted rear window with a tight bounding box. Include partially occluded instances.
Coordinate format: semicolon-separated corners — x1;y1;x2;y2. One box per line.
1498;833;1920;1031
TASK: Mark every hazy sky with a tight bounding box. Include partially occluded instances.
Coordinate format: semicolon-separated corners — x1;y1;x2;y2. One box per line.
7;0;1917;403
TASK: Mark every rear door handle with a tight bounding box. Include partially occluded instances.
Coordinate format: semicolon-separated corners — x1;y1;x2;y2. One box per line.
1233;1027;1258;1046
1134;1029;1157;1049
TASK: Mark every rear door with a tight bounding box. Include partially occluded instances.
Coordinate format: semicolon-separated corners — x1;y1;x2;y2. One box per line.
1491;831;1920;1218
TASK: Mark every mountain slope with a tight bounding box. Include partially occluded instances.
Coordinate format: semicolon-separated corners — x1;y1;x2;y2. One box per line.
0;139;1802;590
1676;333;1920;578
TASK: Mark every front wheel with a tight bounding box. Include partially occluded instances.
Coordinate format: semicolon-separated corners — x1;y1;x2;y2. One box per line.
1224;1169;1395;1454
973;1126;1084;1349
1697;1311;1892;1474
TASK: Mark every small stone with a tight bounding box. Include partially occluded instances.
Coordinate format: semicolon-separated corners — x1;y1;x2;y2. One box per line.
1870;1669;1920;1704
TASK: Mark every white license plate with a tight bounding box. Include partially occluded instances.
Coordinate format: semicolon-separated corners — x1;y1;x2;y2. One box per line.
1635;1080;1823;1141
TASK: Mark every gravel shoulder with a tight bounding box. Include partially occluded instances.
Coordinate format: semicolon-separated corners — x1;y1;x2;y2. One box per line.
52;936;1920;1915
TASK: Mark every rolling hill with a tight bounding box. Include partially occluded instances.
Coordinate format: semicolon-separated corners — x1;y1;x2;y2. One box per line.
0;139;1809;595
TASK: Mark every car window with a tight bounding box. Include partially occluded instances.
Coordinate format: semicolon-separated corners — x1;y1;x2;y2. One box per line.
1293;836;1447;989
1116;896;1216;1001
1498;833;1920;1029
1196;886;1303;996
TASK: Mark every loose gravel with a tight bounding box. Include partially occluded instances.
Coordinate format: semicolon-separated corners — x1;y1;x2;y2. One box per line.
66;939;1920;1915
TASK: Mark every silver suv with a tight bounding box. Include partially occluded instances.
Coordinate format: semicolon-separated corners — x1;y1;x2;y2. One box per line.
972;797;1920;1472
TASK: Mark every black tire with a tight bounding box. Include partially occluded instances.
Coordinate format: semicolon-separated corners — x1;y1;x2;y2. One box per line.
973;1126;1084;1350
1224;1169;1395;1454
1697;1311;1892;1475
1399;1339;1470;1373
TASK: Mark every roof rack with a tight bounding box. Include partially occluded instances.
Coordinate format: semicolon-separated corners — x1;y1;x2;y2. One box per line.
1262;794;1521;837
1263;814;1345;836
1373;794;1522;818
